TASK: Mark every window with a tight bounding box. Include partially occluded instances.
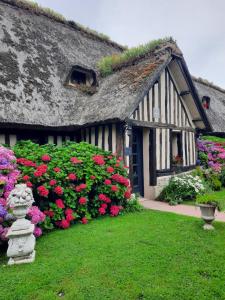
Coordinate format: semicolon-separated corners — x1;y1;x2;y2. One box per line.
202;96;210;109
172;131;182;165
67;66;97;88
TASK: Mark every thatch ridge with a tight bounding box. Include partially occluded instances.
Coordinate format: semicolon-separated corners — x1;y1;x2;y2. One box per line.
193;76;225;94
0;0;125;51
98;37;182;77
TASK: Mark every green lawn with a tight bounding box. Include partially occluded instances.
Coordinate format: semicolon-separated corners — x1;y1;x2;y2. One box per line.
1;210;225;300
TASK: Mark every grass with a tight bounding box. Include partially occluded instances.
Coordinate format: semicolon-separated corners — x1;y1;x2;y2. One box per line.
1;210;225;300
201;135;225;143
98;37;175;77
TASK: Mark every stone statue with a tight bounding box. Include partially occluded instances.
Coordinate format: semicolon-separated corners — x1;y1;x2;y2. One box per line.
6;184;36;265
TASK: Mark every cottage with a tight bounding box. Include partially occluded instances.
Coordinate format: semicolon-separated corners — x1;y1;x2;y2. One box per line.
0;0;212;199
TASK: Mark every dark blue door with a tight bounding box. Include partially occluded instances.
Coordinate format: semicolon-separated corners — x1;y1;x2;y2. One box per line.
132;128;144;196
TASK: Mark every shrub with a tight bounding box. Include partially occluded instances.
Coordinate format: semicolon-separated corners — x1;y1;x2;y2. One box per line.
198;152;208;167
208;174;222;191
196;191;225;211
220;168;225;187
124;194;144;213
159;174;205;205
13;141;132;231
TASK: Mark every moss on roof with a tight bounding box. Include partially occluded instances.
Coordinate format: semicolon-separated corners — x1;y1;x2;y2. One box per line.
97;37;177;77
1;0;125;50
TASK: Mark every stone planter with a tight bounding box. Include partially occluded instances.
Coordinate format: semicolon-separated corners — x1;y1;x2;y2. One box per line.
198;204;216;230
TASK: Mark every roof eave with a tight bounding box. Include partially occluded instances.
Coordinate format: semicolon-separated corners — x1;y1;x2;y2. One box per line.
172;54;213;132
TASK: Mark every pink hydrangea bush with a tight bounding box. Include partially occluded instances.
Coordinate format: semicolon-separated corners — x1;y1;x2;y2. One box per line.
0;146;45;242
197;139;225;172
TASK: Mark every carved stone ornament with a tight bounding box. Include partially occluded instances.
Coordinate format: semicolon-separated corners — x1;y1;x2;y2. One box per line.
6;184;36;265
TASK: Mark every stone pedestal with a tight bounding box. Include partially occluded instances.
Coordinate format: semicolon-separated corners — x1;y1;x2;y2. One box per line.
6;184;36;265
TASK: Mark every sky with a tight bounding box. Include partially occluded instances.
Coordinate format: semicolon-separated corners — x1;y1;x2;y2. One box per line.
35;0;225;87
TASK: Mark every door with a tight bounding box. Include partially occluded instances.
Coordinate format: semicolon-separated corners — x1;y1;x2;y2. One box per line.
132;128;144;196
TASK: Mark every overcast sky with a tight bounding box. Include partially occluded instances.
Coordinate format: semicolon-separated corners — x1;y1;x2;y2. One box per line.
35;0;225;87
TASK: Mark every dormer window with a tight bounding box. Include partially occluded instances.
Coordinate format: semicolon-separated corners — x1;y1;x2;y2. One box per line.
68;65;97;88
202;96;210;109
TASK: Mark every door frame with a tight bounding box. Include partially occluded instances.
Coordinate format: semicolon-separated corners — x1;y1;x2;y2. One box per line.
131;127;144;196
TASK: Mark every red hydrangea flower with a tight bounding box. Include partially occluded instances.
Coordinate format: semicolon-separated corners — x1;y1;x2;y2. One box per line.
54;167;61;173
68;173;77;181
107;155;113;159
106;166;114;173
54;186;63;195
56;199;65;209
118;156;123;161
81;217;88;224
34;170;43;177
124;190;131;199
101;203;107;209
99;207;106;215
115;163;120;167
75;183;87;192
92;155;105;165
37;185;49;197
33;164;48;177
111;185;119;192
23;175;30;181
66;214;75;222
65;208;73;215
105;197;111;203
90;175;96;180
75;186;81;192
110;205;121;216
49;179;57;186
42;154;51;162
44;210;54;217
104;179;111;185
70;157;82;164
111;174;129;187
60;219;70;229
80;183;87;189
79;197;87;205
98;194;111;203
17;158;36;167
26;182;33;188
98;194;107;201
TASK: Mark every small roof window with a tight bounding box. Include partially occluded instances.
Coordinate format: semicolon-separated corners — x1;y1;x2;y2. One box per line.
66;66;97;93
202;96;210;110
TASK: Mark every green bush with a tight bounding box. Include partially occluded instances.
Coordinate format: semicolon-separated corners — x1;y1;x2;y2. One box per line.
220;168;225;187
196;191;225;211
208;174;222;191
13;141;132;230
198;152;208;167
124;194;144;213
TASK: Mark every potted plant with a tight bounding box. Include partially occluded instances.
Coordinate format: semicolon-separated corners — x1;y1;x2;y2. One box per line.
196;192;225;230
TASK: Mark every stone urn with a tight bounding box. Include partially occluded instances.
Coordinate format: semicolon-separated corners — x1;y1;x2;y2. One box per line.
6;184;36;265
198;203;216;230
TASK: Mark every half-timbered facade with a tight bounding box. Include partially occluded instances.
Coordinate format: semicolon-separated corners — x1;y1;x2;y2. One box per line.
0;0;212;199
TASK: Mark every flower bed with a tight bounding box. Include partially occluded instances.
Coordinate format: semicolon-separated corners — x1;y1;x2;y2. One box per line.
159;174;205;205
13;141;132;232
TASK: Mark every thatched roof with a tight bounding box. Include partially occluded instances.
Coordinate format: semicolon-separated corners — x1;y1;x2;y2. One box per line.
194;78;225;132
0;0;210;130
